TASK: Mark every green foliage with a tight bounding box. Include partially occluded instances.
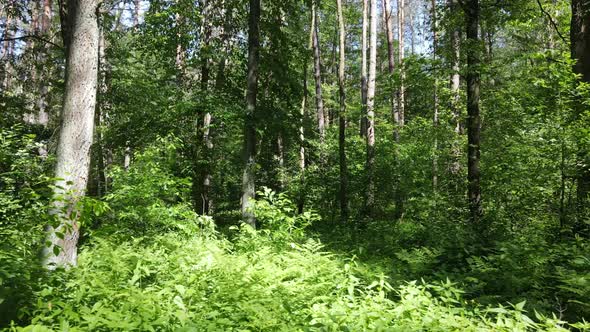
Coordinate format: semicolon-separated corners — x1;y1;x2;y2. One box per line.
253;187;320;242
0;126;50;326
99;137;215;237
14;216;575;331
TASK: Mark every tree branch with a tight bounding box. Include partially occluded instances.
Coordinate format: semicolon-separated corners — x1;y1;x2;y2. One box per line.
535;0;568;46
0;35;63;50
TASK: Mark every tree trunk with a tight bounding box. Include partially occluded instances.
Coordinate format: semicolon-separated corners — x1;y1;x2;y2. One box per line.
465;0;482;224
200;0;211;91
37;0;54;127
43;0;100;269
570;0;590;222
432;0;439;191
312;0;325;144
241;0;260;228
133;0;141;27
298;65;307;214
2;7;14;90
88;15;107;197
396;0;405;136
360;0;368;137
365;0;377;217
383;0;397;140
337;0;348;222
449;0;462;179
197;0;213;215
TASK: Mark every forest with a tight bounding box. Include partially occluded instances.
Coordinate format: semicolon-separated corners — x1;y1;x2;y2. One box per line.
0;0;589;330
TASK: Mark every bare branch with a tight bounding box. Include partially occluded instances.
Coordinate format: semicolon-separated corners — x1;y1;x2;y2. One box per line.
535;0;568;46
0;35;63;50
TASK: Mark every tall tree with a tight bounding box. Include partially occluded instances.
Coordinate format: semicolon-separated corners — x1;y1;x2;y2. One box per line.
359;0;368;137
464;0;482;224
396;0;405;136
312;0;325;143
336;0;348;222
365;0;377;216
37;0;54;127
570;0;590;221
432;0;439;190
43;0;100;268
241;0;260;227
449;0;462;178
383;0;396;139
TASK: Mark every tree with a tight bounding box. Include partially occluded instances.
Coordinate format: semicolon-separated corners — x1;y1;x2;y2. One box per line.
449;0;462;178
464;0;482;224
365;0;377;217
336;0;348;222
570;0;590;220
383;0;396;139
396;0;405;134
42;0;100;268
241;0;260;228
359;0;368;137
432;0;439;190
312;0;325;144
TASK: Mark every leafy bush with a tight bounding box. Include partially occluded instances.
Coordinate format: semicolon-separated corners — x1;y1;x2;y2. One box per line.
11;189;583;331
252;187;320;243
98;137;215;238
0;126;51;326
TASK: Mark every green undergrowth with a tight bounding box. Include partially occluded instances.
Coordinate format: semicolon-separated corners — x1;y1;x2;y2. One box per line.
4;143;588;331
10;228;586;331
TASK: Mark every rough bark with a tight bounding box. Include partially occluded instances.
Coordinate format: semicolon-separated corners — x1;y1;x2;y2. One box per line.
241;0;260;228
43;0;100;269
337;0;348;222
359;0;368;137
465;0;482;224
570;0;590;221
365;0;377;217
312;1;325;144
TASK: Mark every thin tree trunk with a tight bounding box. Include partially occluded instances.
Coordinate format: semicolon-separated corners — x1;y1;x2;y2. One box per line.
360;0;368;137
241;0;260;228
89;15;107;197
201;111;213;214
43;0;100;269
2;7;14;90
365;0;377;217
298;65;307;214
465;0;482;224
200;0;211;91
449;0;462;178
37;0;54;127
409;5;415;54
133;0;141;27
396;0;405;137
432;0;439;191
175;2;185;82
383;0;396;140
298;19;315;215
312;1;325;144
337;0;348;222
276;133;285;190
